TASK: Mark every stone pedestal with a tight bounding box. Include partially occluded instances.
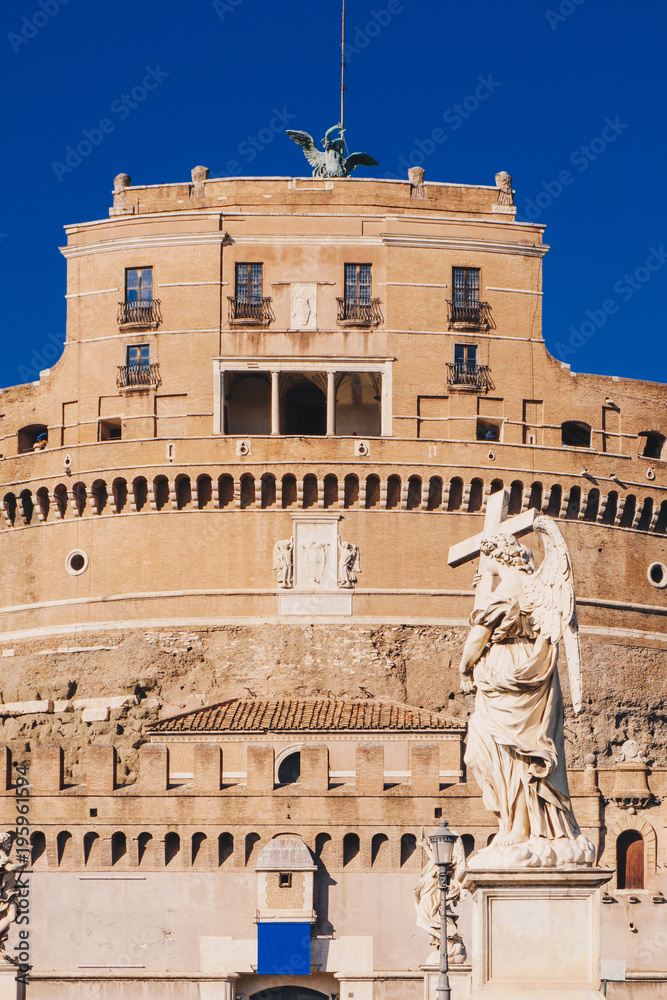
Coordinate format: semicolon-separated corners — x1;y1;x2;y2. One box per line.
422;961;471;1000
0;968;19;1000
462;868;613;1000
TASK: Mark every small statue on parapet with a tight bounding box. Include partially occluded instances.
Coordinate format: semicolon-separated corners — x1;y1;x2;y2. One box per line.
286;124;378;178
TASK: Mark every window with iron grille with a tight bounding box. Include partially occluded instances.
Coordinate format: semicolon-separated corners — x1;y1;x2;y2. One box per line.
235;263;263;303
345;263;372;303
125;267;153;303
127;344;150;368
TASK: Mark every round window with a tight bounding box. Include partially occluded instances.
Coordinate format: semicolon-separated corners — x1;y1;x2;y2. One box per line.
65;550;88;576
647;562;667;589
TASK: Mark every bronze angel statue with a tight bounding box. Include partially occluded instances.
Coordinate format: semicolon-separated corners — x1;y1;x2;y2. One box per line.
458;516;595;869
286;124;378;178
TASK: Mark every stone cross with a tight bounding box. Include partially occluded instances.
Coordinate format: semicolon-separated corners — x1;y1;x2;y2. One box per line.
448;488;537;608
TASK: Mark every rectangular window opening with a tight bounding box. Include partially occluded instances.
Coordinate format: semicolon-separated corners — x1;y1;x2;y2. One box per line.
125;267;153;303
278;872;292;888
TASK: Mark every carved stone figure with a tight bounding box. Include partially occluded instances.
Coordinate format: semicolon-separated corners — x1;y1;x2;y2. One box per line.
0;833;26;965
459;517;595;868
273;539;294;589
191;165;209;198
303;541;328;586
495;170;513;205
338;539;361;589
617;739;644;763
286;124;378;179
414;832;466;964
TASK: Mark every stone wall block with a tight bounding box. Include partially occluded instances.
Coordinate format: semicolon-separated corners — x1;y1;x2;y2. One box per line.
140;744;169;794
86;745;117;794
246;745;275;793
194;743;222;792
31;745;64;793
356;743;384;794
300;743;329;793
0;747;10;794
409;742;440;795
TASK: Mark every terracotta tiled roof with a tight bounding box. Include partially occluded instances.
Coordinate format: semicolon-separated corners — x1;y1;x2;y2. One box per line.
150;698;463;734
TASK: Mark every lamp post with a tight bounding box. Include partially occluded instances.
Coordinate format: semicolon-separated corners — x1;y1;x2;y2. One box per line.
428;818;459;1000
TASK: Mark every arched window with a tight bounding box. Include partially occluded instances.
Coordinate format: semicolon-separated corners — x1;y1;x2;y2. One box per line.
282;474;297;509
448;478;463;512
72;481;87;516
112;831;127;865
406;476;422;510
261;474;276;509
197;474;212;509
57;831;72;865
562;421;591;448
191;832;207;866
490;478;504;495
132;477;148;512
218;832;234;866
529;482;543;512
153;476;169;511
461;834;475;859
400;833;417;867
18;489;34;525
344;474;359;509
315;833;332;864
343;833;360;867
240;474;255;509
218;474;234;509
175;475;192;510
546;484;562;518
427;477;443;511
386;475;401;510
17;424;48;454
365;475;381;509
371;833;389;865
138;832;153;866
53;484;68;519
637;498;653;532
620;494;636;528
285;381;326;436
165;832;180;866
30;831;46;867
565;485;582;519
83;832;100;866
638;431;665;460
91;479;108;515
227;374;271;435
245;832;261;866
655;500;667;534
2;493;16;526
468;478;484;513
323;475;338;509
302;474;318;509
617;831;644;890
277;752;301;786
508;480;523;515
112;478;127;513
602;490;618;525
35;487;50;521
583;488;600;522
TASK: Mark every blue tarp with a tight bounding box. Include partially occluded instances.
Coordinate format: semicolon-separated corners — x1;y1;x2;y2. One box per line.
257;922;311;976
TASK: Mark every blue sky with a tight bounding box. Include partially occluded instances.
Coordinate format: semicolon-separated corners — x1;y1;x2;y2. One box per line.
1;0;665;387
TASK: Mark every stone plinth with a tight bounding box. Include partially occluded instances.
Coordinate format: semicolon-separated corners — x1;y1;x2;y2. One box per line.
0;968;19;1000
422;961;471;1000
462;867;613;1000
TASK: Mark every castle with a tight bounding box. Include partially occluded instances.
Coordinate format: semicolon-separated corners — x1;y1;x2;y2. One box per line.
0;166;663;998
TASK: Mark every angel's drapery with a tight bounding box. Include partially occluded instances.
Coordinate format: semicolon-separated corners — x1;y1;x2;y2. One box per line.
465;594;582;841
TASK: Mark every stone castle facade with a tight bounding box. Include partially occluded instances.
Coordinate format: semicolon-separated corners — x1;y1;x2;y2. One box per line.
0;168;664;997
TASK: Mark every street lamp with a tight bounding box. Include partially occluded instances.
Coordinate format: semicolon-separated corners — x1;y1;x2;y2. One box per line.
428;818;459;1000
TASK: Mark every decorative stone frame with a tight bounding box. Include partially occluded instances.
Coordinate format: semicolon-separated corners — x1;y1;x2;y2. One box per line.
65;549;88;577
605;814;657;890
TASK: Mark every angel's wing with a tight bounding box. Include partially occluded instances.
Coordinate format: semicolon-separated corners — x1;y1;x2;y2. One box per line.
523;515;583;712
286;130;324;170
344;152;379;174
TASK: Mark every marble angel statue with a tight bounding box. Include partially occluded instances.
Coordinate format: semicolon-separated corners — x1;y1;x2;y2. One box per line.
0;833;26;964
414;829;467;963
458;516;595;868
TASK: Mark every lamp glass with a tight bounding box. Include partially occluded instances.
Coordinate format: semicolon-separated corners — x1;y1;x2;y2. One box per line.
429;818;457;865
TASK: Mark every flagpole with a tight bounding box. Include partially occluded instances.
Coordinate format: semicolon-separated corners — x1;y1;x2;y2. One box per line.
341;0;346;134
